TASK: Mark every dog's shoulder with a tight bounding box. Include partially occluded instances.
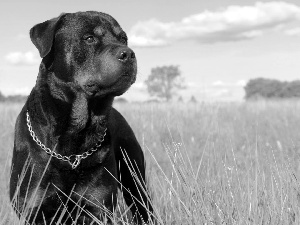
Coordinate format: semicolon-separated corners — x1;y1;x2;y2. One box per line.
14;106;30;143
108;107;130;129
108;107;136;139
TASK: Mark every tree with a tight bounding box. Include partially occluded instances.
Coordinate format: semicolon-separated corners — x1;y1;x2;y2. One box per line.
0;91;5;102
0;90;28;102
189;95;197;103
244;78;300;100
244;78;284;99
145;65;185;102
280;80;300;98
177;96;183;102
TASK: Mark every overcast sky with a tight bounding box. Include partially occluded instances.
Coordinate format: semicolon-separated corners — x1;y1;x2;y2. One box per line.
1;0;300;101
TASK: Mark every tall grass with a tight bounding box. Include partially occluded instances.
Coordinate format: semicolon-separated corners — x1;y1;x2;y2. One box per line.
1;100;300;224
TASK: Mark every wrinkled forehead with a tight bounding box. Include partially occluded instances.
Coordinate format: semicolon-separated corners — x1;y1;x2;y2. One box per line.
56;11;124;37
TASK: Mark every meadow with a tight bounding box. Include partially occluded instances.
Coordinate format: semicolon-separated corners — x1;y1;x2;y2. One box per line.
1;100;300;224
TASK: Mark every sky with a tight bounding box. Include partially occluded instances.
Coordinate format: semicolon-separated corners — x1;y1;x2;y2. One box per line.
0;0;300;102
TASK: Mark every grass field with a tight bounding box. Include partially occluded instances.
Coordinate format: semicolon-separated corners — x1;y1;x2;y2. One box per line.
1;100;300;224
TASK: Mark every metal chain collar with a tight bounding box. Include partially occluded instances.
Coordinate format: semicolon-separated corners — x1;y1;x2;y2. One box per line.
26;110;107;169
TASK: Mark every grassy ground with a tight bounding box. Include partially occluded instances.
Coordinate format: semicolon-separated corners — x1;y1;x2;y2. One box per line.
1;100;300;224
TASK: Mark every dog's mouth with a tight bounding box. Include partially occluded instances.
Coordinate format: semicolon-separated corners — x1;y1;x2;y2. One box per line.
82;73;136;97
84;83;99;95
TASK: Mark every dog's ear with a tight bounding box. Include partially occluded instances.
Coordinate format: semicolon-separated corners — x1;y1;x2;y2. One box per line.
30;13;66;58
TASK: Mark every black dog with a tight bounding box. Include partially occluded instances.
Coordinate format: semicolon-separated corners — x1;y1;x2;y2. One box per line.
10;11;153;224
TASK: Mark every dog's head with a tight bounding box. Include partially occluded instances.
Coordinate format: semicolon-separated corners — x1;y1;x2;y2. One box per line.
30;11;136;99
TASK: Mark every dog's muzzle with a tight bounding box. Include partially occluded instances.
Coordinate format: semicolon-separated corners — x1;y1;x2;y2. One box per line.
79;46;137;96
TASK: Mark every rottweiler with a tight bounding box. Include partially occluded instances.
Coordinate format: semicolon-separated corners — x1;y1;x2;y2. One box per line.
9;11;153;224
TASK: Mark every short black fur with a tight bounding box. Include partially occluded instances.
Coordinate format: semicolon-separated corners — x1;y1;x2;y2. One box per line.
10;11;153;225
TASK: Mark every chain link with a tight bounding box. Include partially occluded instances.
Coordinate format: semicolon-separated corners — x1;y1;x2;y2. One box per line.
26;110;107;169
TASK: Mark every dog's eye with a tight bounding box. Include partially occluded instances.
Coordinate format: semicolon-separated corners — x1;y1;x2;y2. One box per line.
119;34;128;45
84;35;96;44
121;38;127;45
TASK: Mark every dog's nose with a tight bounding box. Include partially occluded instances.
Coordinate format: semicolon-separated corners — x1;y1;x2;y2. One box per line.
117;48;135;63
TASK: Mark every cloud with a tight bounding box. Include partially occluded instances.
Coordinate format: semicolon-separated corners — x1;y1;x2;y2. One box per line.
212;80;246;87
128;1;300;47
212;80;226;86
186;82;203;88
132;82;146;89
285;27;300;36
0;87;31;96
211;89;230;97
5;51;40;66
131;82;147;93
15;33;29;41
236;80;247;87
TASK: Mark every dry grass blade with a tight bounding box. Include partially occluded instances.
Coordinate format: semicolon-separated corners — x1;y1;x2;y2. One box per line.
1;101;300;224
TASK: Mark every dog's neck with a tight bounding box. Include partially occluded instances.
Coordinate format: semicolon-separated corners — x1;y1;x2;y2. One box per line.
27;63;114;153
